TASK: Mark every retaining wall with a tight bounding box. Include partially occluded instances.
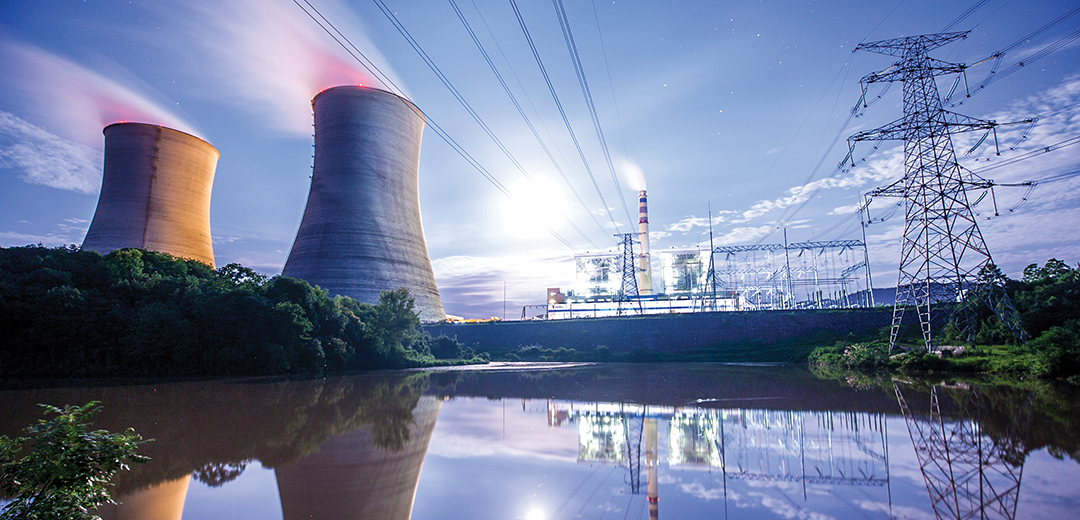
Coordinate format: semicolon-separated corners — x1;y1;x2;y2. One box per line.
424;308;894;353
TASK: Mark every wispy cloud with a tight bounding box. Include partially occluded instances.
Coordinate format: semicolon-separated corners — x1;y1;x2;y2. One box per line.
0;37;199;148
0;112;101;194
741;149;902;220
667;213;730;233
714;225;773;245
431;253;576;318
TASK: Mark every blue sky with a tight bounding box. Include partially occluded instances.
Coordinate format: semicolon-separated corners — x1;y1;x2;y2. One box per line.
1;0;1078;318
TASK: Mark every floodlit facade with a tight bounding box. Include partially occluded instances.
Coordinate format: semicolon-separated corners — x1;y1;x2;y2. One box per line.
282;86;445;321
82;123;219;267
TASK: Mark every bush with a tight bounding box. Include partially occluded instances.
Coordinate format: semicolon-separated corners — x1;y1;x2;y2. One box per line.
1027;321;1080;378
429;335;465;359
0;402;148;519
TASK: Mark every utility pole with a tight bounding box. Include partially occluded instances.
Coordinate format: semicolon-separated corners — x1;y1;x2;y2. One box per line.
850;32;1026;351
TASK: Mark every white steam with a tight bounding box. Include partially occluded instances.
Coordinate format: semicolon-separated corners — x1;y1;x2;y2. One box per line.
0;38;201;149
162;0;403;136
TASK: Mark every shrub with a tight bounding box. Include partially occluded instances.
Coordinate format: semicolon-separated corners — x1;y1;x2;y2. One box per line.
0;402;149;520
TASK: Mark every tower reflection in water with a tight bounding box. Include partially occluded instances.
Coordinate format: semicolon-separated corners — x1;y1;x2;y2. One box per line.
895;382;1028;520
552;402;891;518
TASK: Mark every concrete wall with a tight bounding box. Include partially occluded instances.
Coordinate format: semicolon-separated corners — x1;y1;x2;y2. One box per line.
82;123;219;267
424;308;894;353
283;86;445;321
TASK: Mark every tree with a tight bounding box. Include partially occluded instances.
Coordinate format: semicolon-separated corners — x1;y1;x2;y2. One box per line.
0;402;149;520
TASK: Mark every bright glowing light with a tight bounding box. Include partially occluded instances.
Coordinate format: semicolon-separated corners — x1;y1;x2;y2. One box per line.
499;176;569;239
524;508;545;520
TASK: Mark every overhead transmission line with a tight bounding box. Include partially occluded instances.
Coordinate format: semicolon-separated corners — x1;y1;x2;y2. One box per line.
590;0;631;161
294;0;403;95
941;0;991;32
946;6;1080;105
372;0;601;248
447;0;612;245
551;0;635;228
294;0;578;249
508;0;623;233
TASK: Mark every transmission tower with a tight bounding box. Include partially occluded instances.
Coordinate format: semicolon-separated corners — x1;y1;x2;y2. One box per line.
850;32;1025;351
616;233;642;316
894;383;1030;520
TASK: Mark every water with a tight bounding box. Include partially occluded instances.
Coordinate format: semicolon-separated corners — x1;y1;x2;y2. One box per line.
1;363;1078;519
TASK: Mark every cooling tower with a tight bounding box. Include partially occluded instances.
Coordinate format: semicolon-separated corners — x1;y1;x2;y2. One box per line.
82;123;218;267
282;86;445;321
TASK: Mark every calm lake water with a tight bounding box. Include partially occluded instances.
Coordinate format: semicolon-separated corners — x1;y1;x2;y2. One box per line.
2;362;1078;519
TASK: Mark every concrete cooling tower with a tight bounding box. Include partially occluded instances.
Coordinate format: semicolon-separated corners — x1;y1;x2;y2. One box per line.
282;86;445;321
82;123;219;267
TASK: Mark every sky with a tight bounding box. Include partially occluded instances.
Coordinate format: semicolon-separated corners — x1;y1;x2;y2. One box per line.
1;0;1078;319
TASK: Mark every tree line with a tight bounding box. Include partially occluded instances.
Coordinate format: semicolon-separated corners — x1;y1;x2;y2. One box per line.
0;246;474;378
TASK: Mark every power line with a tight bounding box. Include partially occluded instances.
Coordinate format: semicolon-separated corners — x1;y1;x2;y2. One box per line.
552;0;635;228
447;0;610;245
293;0;402;94
508;0;622;232
590;0;631;161
372;0;593;248
941;0;990;32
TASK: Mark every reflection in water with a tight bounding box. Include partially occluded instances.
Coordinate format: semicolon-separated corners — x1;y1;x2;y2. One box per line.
97;475;191;520
1;364;1078;519
274;396;441;520
550;402;890;518
895;382;1028;520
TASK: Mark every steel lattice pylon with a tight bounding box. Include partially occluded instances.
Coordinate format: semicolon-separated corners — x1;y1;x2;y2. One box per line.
894;382;1029;520
851;32;1024;351
616;233;642;316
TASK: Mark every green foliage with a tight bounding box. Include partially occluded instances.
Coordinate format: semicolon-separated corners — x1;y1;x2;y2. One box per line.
1027;320;1080;378
0;246;445;377
429;335;465;359
0;402;148;520
808;341;890;371
929;258;1080;378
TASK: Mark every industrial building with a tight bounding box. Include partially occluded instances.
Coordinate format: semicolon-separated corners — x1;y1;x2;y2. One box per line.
82;122;219;267
282;86;446;321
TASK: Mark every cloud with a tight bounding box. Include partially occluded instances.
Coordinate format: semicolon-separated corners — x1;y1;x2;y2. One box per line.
157;0;402;136
431;253;576;318
0;112;101;194
679;481;726;501
714;225;773;245
741;148;902;220
828;203;863;215
667;214;729;233
853;500;934;520
0;230;81;248
0;37;200;148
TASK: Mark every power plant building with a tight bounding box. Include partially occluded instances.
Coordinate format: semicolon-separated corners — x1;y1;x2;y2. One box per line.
282;86;445;321
82;123;219;267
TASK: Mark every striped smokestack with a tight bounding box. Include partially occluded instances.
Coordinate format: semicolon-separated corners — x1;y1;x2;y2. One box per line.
638;190;653;295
